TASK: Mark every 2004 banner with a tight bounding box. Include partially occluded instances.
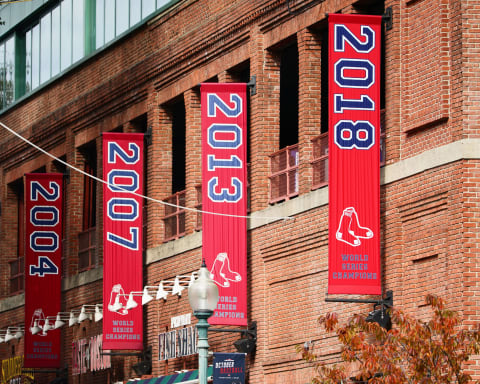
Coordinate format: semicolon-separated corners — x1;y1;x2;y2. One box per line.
328;14;382;295
24;173;63;368
201;83;248;325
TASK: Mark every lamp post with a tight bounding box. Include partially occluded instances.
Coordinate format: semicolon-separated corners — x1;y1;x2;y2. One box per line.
188;260;219;384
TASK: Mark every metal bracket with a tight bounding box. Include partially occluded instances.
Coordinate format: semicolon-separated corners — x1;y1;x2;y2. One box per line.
144;126;152;146
325;290;393;307
23;365;67;376
367;291;393;330
100;351;143;357
247;76;256;96
210;322;257;354
326;291;393;330
63;168;70;185
383;6;393;31
210;321;257;339
100;345;151;358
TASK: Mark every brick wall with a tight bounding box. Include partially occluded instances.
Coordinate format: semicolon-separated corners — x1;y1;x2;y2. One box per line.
0;0;479;382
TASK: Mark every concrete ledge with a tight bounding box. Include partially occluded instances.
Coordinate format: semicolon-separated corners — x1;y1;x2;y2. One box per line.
381;139;480;185
146;139;480;263
62;267;103;292
3;139;480;312
0;293;24;312
146;230;202;264
0;268;105;312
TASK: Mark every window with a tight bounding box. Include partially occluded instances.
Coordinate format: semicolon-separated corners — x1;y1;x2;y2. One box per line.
163;97;186;241
10;183;24;294
26;3;70;92
60;0;72;71
0;36;15;109
0;0;178;108
171;99;186;193
269;41;299;203
78;144;97;271
279;42;299;149
95;0;172;48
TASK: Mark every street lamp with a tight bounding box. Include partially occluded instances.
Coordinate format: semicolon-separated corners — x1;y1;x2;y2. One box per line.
188;260;219;384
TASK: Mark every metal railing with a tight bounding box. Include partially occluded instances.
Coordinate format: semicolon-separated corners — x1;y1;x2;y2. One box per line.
163;190;186;242
195;185;202;231
269;144;299;204
311;132;329;190
9;257;24;294
78;227;97;271
311;119;386;191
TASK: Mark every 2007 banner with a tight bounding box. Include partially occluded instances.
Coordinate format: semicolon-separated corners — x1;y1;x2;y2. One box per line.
24;173;63;368
103;132;144;349
328;14;382;295
201;83;248;325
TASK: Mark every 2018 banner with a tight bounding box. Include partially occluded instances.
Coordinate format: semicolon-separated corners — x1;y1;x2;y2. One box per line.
201;83;248;325
103;132;144;349
328;14;382;295
24;173;63;368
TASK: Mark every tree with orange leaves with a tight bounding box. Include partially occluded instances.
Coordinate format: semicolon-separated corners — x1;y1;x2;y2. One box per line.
298;295;480;383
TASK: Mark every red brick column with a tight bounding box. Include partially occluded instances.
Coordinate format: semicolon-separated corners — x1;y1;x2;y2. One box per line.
65;136;84;276
95;135;103;267
184;88;202;234
146;95;172;247
218;71;234;83
297;28;322;195
249;26;280;210
1;182;19;296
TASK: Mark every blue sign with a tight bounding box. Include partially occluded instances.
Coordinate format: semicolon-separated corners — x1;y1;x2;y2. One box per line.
213;352;245;384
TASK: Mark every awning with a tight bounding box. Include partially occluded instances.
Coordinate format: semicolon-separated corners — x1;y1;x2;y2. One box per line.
128;366;213;384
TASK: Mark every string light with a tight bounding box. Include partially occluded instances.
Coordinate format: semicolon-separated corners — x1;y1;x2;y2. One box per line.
8;273;200;337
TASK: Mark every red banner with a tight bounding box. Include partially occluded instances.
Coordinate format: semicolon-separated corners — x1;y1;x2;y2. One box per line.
328;14;382;295
102;132;144;349
201;83;248;325
24;173;63;368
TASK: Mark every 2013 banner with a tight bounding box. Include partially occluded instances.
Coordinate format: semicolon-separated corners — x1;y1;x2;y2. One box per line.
328;14;382;295
24;173;63;368
103;132;144;349
201;83;248;325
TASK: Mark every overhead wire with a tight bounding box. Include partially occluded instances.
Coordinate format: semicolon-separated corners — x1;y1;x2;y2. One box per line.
0;121;294;222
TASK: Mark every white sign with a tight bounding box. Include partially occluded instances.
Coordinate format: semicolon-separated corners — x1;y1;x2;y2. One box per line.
171;313;192;329
158;325;197;360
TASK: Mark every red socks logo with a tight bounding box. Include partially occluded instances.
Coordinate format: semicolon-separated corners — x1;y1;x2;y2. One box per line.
336;207;373;247
209;252;242;288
